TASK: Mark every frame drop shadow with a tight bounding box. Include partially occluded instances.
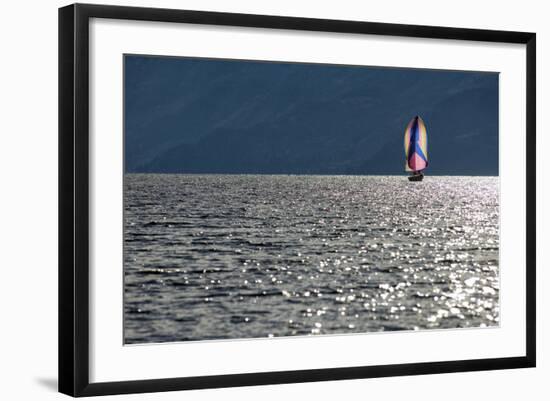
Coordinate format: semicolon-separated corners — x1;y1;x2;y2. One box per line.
35;377;57;392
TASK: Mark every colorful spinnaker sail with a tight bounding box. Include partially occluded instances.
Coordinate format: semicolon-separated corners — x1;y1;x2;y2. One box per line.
404;116;428;172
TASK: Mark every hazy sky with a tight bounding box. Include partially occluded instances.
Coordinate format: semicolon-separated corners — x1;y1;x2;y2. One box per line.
125;55;498;175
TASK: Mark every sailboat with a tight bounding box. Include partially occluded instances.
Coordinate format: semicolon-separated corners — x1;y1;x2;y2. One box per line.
404;115;428;182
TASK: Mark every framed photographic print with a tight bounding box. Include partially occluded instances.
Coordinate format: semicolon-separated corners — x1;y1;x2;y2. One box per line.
58;3;536;397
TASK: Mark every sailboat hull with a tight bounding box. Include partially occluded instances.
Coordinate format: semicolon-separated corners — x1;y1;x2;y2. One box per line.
408;174;424;182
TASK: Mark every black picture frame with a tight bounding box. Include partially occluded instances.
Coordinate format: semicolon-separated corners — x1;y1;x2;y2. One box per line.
59;3;536;397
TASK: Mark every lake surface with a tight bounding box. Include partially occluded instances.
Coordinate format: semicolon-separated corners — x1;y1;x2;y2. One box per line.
124;174;499;344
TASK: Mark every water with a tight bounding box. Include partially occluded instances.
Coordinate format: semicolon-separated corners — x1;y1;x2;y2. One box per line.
124;174;499;344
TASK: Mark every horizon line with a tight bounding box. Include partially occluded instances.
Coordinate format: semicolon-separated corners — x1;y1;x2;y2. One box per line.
124;171;499;177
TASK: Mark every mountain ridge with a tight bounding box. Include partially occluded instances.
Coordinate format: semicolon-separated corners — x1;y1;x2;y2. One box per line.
125;56;498;175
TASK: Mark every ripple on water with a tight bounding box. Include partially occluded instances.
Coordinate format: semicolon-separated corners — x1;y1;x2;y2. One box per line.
124;175;499;344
